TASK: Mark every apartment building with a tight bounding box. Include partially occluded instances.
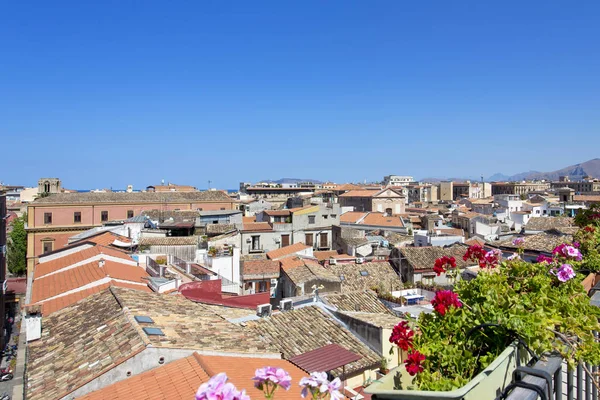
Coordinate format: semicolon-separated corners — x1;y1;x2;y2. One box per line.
491;182;550;195
339;188;406;214
26;191;236;272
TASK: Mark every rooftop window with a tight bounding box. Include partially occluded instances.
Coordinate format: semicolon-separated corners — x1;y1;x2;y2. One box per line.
143;327;165;336
360;270;369;276
134;316;155;323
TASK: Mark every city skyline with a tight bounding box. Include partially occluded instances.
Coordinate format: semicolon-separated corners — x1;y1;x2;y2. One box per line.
2;1;600;189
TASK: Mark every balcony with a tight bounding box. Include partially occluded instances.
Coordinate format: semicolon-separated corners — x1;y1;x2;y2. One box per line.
248;245;264;253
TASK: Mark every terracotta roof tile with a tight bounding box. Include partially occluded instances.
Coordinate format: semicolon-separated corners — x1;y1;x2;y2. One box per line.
313;250;340;261
242;216;256;224
360;213;404;228
242;260;281;279
79;354;211;400
339;190;381;198
26;290;147;400
31;260;150;304
574;195;600;202
85;231;133;247
321;290;390;313
195;355;307;400
280;257;341;286
244;306;380;376
33;191;233;204
267;242;312;260
337;311;402;328
325;262;402;292
242;222;273;232
495;230;574;254
340;212;367;223
263;210;291;216
35;245;134;279
399;245;473;271
525;217;574;231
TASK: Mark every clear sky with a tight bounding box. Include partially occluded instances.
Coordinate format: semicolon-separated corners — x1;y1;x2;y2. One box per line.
1;1;599;190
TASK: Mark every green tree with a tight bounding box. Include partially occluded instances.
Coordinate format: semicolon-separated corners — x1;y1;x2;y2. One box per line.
7;215;27;276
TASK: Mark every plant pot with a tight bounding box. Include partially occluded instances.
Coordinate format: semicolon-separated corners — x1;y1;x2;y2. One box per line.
365;342;530;400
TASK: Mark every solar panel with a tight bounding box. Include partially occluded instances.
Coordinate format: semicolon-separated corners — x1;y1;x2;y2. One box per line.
143;327;165;336
134;316;154;323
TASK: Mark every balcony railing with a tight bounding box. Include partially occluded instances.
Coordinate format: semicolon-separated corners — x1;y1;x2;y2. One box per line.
248;245;264;253
503;338;599;400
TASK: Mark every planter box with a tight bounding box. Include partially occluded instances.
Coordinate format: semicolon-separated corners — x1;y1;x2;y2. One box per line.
365;343;530;400
582;272;600;294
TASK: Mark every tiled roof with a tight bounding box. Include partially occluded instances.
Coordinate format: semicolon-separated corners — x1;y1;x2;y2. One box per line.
321;290;391;313
496;231;573;254
574;195;600;202
242;259;281;279
196;354;307;400
289;344;362;373
34;245;134;279
399;245;472;271
242;222;273;232
264;210;291;216
85;231;133;246
206;223;236;235
33;191;233;204
138;236;199;246
333;184;363;191
267;242;311;260
196;304;258;321
435;228;464;237
112;288;276;353
244;305;380;376
31;260;149;304
340;212;368;223
26;290;147;400
525;217;574;231
313;250;340;261
360;213;404;228
280;257;341;286
242;216;256;223
339;190;380;198
79;353;210;400
337;311;402;328
325;262;402;292
465;237;486;246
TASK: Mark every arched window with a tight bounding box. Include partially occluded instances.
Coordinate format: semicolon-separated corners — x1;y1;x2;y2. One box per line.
385;208;393;216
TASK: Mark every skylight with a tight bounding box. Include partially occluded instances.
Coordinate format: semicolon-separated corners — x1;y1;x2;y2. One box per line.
142;327;165;336
360;270;369;276
134;316;154;323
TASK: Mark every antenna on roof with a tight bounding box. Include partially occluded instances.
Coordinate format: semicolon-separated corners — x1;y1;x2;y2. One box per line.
208;180;212;190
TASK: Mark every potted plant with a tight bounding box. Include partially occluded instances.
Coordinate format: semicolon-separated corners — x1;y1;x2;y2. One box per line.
379;358;390;375
208;246;217;257
366;235;600;400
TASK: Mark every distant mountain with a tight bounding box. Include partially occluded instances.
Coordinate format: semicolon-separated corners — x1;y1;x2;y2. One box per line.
491;158;600;182
487;173;511;181
260;178;323;184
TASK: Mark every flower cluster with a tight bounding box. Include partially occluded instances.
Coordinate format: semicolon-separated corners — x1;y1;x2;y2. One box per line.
552;263;576;283
433;256;456;276
552;243;583;261
536;254;553;264
431;290;462;316
463;244;486;265
389;321;414;351
299;372;342;400
512;237;525;246
404;351;426;376
253;367;292;398
482;249;502;268
584;226;595;233
196;373;250;400
507;253;520;261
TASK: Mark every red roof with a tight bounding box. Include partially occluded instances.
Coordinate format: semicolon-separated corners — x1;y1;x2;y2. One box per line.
266;242;311;260
6;278;26;295
289;344;362;373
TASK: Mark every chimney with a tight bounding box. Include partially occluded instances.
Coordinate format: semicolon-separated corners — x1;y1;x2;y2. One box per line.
99;258;105;268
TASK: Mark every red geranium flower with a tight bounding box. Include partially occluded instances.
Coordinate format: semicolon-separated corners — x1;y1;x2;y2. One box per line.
389;321;414;351
463;244;486;265
431;290;462;316
404;351;426;376
584;226;595;233
433;256;456;276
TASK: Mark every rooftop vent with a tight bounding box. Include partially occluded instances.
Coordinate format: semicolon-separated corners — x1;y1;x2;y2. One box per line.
143;327;165;336
134;316;154;323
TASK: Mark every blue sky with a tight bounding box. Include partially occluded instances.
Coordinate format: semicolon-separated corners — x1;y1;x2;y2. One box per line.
1;1;599;190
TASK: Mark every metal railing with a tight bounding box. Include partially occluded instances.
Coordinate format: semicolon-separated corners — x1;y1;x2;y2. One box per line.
502;334;599;400
248;245;264;253
146;257;165;277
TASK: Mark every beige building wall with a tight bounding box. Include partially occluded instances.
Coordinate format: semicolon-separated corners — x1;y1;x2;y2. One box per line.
439;182;453;201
